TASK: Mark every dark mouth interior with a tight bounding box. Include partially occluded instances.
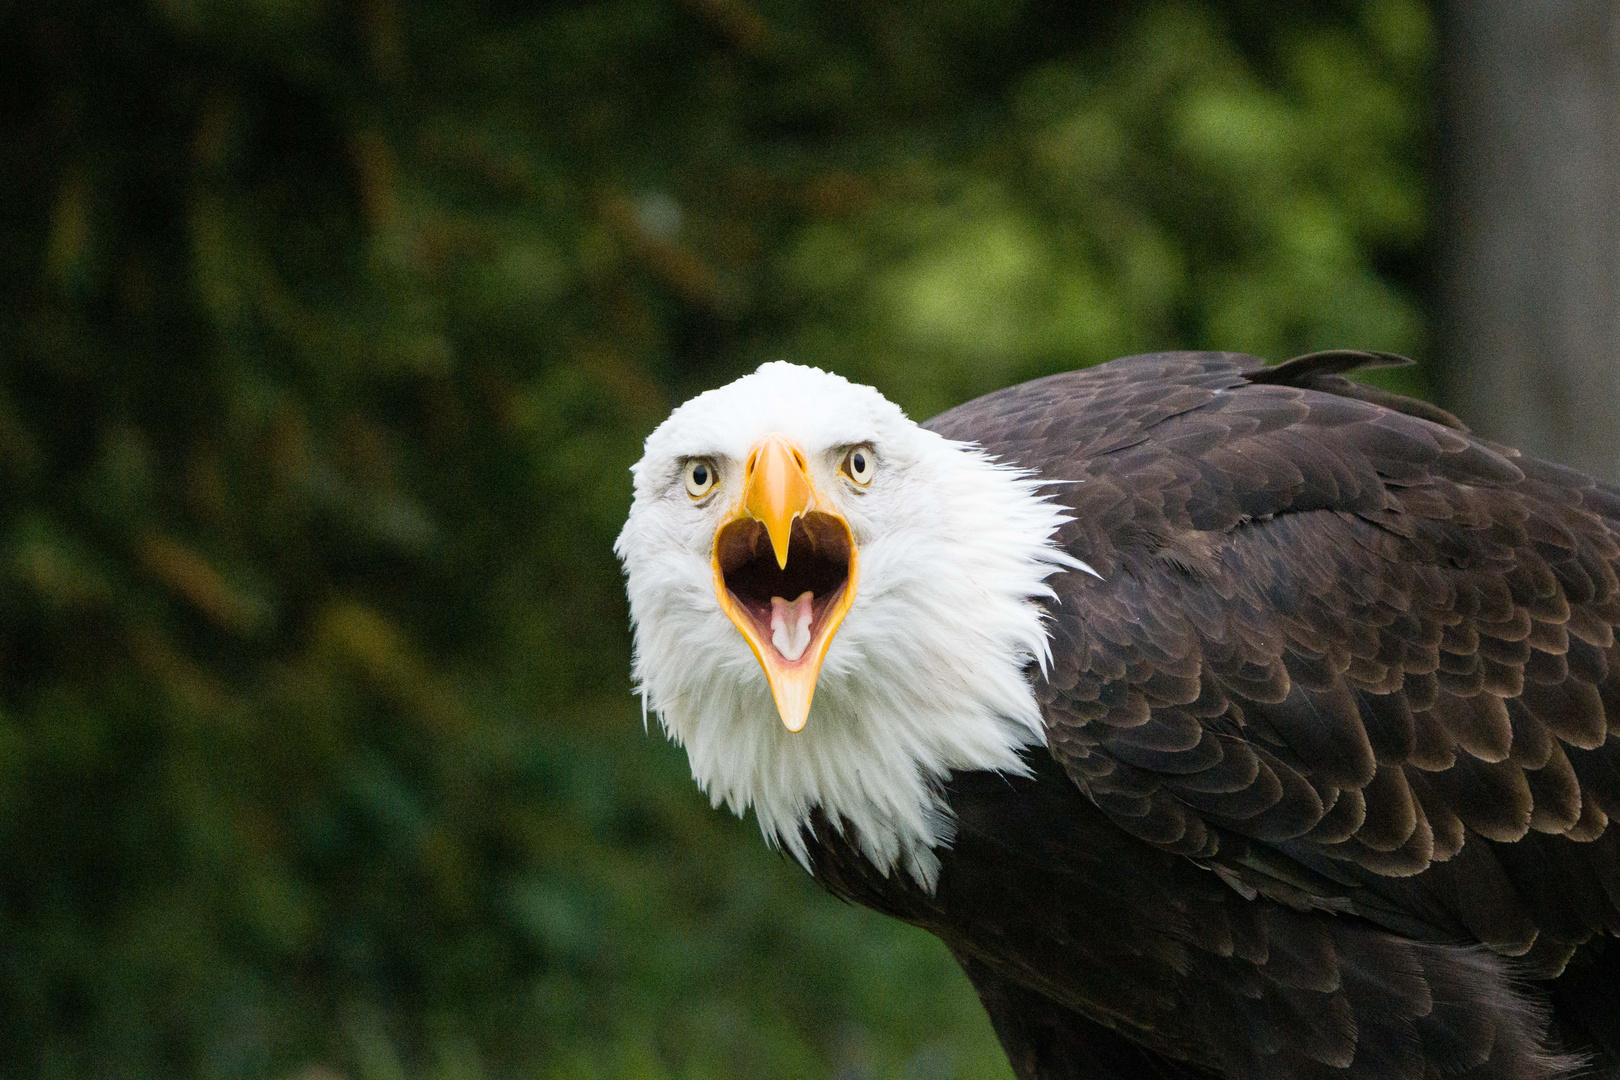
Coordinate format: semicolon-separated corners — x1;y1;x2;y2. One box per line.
716;512;852;649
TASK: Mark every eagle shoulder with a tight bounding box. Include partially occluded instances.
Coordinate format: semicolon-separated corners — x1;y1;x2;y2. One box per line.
929;350;1620;977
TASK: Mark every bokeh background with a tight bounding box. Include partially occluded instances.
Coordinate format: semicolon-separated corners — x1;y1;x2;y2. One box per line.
3;1;1617;1078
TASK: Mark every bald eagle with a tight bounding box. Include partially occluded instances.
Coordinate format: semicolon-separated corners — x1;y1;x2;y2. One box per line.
615;351;1620;1079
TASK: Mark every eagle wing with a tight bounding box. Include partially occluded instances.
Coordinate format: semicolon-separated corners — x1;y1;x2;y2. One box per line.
925;351;1620;978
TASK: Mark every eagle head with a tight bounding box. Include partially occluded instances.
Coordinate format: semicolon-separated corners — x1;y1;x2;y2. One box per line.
615;362;1076;885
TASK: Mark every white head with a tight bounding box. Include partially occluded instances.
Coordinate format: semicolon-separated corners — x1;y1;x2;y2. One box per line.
614;362;1077;888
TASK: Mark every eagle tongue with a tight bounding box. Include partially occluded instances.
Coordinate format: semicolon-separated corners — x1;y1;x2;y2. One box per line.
769;591;815;661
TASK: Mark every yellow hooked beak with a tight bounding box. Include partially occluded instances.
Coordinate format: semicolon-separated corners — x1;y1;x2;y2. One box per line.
712;435;858;732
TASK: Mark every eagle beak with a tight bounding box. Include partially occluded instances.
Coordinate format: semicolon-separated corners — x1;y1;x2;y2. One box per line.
712;435;859;733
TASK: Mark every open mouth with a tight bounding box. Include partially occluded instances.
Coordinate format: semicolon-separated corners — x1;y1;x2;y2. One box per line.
715;511;853;665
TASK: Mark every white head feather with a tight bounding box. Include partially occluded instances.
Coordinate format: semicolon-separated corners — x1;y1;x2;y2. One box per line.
614;362;1079;889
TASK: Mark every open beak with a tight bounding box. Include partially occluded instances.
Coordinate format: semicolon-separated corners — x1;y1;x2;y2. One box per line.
712;435;858;732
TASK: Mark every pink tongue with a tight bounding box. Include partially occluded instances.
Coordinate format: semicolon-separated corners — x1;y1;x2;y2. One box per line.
770;591;815;661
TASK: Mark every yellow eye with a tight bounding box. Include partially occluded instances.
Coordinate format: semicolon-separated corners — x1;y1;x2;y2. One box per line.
842;446;875;486
684;459;717;499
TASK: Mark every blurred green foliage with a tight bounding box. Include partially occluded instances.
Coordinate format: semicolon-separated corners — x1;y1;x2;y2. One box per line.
0;1;1431;1077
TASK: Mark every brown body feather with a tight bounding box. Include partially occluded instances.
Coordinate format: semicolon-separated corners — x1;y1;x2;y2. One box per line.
804;352;1620;1079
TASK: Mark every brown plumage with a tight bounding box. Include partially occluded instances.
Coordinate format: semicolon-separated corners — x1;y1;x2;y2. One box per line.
805;352;1620;1079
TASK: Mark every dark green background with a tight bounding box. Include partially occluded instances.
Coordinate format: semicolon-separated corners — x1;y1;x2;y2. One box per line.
1;1;1431;1076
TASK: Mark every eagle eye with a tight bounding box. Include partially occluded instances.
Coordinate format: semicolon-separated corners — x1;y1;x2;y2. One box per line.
684;458;717;499
842;446;875;486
